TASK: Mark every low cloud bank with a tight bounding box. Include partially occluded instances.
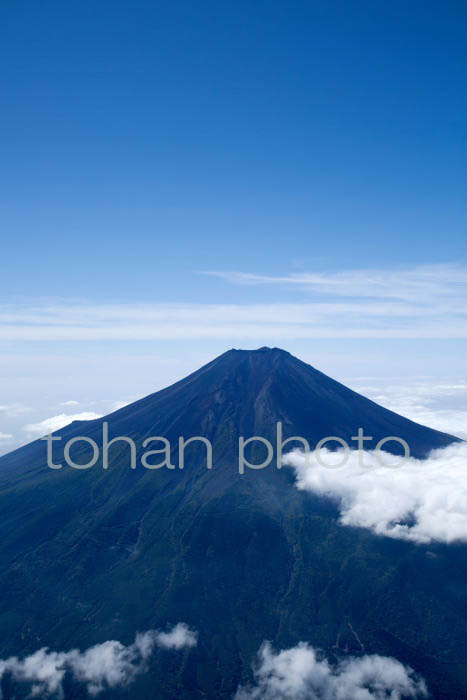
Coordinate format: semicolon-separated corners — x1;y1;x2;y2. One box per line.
235;642;427;700
0;623;197;698
24;412;102;436
353;378;467;441
284;442;467;544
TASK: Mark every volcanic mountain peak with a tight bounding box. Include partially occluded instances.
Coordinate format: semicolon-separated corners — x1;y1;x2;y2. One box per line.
186;346;307;399
0;347;459;477
228;346;290;356
210;345;291;371
115;345;457;459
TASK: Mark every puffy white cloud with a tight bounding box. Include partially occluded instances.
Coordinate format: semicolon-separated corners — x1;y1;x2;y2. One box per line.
23;412;102;436
59;400;79;407
235;642;427;700
154;622;198;650
0;433;12;441
63;631;158;696
0;624;197;698
284;442;467;544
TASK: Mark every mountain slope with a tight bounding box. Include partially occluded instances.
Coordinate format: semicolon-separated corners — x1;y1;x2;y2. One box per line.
0;347;465;699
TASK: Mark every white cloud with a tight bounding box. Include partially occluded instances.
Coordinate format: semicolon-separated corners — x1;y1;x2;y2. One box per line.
284;442;467;544
0;624;197;698
0;263;467;340
235;641;427;700
4;320;467;340
0;433;13;441
23;412;102;436
350;379;467;440
154;622;198;650
204;263;467;303
60;400;79;407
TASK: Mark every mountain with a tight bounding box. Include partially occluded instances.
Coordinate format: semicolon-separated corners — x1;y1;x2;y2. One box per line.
0;347;465;699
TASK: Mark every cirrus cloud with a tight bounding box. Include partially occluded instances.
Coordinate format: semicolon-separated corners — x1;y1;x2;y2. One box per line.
1;263;467;340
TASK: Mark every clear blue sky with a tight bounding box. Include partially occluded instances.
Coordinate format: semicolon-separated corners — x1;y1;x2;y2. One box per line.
0;1;466;450
1;0;466;299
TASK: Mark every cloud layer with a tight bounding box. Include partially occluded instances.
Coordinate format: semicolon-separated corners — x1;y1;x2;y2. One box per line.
0;623;197;698
1;263;467;339
352;379;467;440
235;642;427;700
284;442;467;544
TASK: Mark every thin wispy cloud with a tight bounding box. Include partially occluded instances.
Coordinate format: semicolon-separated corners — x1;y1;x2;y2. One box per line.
285;442;467;544
0;404;31;417
235;641;427;700
204;263;467;303
1;264;466;339
0;623;197;698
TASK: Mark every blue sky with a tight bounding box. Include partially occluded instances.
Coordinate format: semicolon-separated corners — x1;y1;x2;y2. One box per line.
0;1;466;450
